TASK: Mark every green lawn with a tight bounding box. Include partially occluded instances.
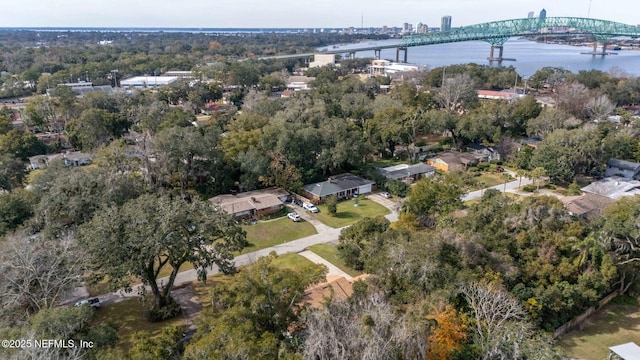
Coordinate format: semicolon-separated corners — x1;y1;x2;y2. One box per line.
272;252;316;269
308;244;363;278
92;296;186;350
240;217;317;254
312;198;390;228
557;299;640;360
466;172;513;191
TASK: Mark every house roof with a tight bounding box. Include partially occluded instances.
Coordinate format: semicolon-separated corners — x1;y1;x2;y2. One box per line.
581;177;640;200
562;193;613;217
466;143;487;151
303;173;375;198
433;151;478;165
609;342;640;360
378;163;436;180
607;158;640;172
303;274;370;308
209;188;288;215
28;151;92;166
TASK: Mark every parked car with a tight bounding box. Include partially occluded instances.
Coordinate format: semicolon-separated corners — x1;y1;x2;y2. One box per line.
303;203;319;213
74;298;100;308
287;213;301;222
380;191;391;198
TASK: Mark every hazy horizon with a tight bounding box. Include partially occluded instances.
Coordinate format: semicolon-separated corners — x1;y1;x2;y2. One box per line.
1;0;637;29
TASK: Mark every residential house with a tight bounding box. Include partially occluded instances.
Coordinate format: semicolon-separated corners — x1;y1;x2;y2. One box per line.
581;177;640;200
519;137;541;149
605;158;640;180
561;193;613;218
201;102;235;116
476;89;521;101
209;188;290;220
378;163;436;183
426;151;478;172
466;143;501;162
302;173;375;203
286;76;315;91
29;151;93;170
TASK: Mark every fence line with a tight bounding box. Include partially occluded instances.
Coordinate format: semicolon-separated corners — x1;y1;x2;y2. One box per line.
553;291;619;338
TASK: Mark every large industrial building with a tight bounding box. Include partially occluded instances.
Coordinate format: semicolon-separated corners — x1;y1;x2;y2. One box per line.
119;76;178;89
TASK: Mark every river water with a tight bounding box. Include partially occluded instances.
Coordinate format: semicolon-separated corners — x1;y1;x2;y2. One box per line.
322;38;640;76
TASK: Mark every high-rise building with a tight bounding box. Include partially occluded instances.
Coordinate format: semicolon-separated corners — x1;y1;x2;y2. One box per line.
539;9;547;20
441;16;452;31
528;11;535;19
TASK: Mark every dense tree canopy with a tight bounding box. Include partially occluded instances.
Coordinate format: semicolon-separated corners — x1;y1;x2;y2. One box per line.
80;194;247;308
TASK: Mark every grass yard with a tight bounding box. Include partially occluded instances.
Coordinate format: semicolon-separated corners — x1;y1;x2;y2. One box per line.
465;172;513;191
91;296;186;350
475;173;507;187
313;198;390;228
240;217;317;254
557;299;640;360
308;243;363;278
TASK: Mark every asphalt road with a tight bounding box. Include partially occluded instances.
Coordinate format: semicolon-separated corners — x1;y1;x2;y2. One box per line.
98;196;398;306
89;176;533;306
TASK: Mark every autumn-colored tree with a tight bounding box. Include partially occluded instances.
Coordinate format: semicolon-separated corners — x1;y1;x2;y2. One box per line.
427;305;468;360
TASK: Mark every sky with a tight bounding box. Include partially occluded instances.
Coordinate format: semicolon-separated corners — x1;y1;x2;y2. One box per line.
1;0;638;28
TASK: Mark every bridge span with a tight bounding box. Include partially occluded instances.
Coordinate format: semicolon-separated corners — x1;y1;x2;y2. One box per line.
257;17;640;63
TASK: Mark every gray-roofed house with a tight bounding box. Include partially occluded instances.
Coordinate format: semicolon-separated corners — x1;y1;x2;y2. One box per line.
466;143;501;162
209;188;289;220
302;173;375;203
605;158;640;180
581;177;640;200
28;151;93;170
378;163;436;183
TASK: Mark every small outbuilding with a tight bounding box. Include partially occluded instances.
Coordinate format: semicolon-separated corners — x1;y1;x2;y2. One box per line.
608;342;640;360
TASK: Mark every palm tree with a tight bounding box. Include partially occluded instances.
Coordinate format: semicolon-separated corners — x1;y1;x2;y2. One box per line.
515;168;529;188
531;167;547;191
501;173;511;192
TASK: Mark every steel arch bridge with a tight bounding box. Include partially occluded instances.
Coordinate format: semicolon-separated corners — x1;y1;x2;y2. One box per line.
402;16;640;48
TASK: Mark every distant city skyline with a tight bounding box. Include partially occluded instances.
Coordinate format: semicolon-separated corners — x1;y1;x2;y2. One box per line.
1;0;638;28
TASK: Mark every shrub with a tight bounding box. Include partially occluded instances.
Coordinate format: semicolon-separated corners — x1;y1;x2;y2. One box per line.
415;139;427;147
476;163;490;171
145;297;182;322
438;137;453;146
522;185;536;192
564;180;581;196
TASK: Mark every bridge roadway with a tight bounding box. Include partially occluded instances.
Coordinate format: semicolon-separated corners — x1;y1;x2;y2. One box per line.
255;16;640;63
255;42;403;61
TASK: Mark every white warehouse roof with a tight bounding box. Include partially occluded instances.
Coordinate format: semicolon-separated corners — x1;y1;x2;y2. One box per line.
120;76;178;88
